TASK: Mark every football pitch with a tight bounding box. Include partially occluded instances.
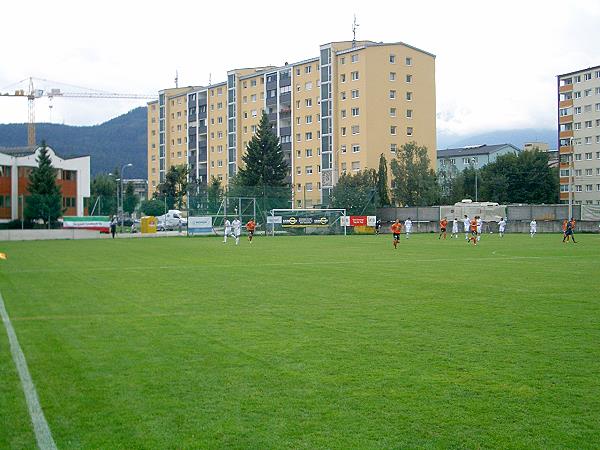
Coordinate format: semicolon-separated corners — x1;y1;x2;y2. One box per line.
1;233;599;449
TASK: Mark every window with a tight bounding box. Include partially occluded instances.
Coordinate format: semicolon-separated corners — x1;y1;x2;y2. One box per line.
296;84;301;92
305;132;313;141
574;123;582;130
305;82;313;91
586;121;593;128
340;91;347;100
296;133;301;142
586;168;593;176
586;152;593;160
389;54;396;63
560;169;570;177
251;94;257;102
351;54;359;63
340;57;345;65
296;150;302;158
597;151;600;159
340;74;346;83
351;125;360;135
585;72;592;81
406;74;413;83
585;105;592;112
305;98;312;107
305;166;313;175
351;71;359;81
306;182;313;191
217;145;223;153
305;65;312;74
585;89;592;97
352;144;360;153
341;145;347;153
306;148;313;157
351;107;359;117
389;90;396;99
296;167;301;175
407;127;413;136
406;91;413;101
405;57;412;66
296;68;301;76
463;157;471;164
251;79;257;87
560;184;569;192
574;75;581;83
389;72;396;81
217;116;223;124
391;144;397;154
351;161;360;171
341;127;346;136
251;125;257;133
586;184;593;192
306;115;312;124
575;106;582;114
406;109;413;118
559;108;571;116
390;107;397;117
575;91;582;99
341;109;347;118
585;137;592;144
217;160;223;167
390;125;397;135
341;162;347;173
251;110;257;117
350;89;359;99
575;153;582;161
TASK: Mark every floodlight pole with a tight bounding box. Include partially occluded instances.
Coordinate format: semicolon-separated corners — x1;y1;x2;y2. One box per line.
120;163;133;231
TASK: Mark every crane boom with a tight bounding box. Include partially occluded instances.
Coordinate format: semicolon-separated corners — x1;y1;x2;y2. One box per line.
0;77;157;146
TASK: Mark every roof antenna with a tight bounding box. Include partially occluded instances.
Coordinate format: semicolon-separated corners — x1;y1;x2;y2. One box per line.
352;14;359;47
209;72;212;87
175;70;179;88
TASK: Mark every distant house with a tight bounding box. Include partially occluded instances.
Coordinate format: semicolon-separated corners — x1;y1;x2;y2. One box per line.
437;144;521;172
0;145;90;222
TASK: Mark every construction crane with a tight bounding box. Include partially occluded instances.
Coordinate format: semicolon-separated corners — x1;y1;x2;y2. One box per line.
0;77;157;146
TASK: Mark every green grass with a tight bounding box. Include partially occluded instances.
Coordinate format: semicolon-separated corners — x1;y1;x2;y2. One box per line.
0;233;599;449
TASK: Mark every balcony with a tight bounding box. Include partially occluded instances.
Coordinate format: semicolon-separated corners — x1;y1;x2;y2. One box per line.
279;92;291;103
279;126;291;136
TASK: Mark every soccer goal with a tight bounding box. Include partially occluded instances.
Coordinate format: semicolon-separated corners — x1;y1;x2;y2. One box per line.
268;208;348;236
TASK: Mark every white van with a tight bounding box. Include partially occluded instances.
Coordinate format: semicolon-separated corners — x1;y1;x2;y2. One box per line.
157;210;187;231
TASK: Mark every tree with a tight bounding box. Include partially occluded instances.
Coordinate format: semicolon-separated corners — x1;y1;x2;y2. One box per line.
140;199;165;217
156;165;188;210
390;142;439;206
89;174;117;215
24;141;64;225
330;170;377;215
123;181;139;215
376;153;391;207
207;176;222;214
235;111;289;188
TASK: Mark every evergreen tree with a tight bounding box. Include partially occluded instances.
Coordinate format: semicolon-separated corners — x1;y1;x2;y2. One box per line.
390;142;439;206
376;153;391;207
235;111;289;188
140;199;165;217
24;141;64;225
156;165;188;209
207;176;222;214
330;170;377;215
89;174;117;215
123;181;139;214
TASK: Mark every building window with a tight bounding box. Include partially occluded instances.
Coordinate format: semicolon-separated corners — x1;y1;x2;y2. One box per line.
305;65;312;74
340;74;346;83
389;54;396;63
406;91;413;101
351;161;360;172
390;107;397;117
305;98;312;107
351;89;359;99
351;71;359;81
586;184;593;192
306;148;313;157
296;167;301;175
389;90;396;99
390;126;397;135
341;109;347;119
306;115;312;124
352;144;360;153
305;132;313;141
586;152;593;160
341;127;346;136
341;91;347;100
406;109;413;118
305;166;313;175
405;57;412;66
389;72;396;81
306;182;313;191
341;145;347;153
586;168;593;176
406;74;413;83
341;162;347;173
296;133;301;142
351;125;360;135
351;107;359;117
390;144;397;154
305;82;313;91
407;127;414;136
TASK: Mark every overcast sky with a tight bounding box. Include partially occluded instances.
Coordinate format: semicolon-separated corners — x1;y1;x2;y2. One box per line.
1;0;599;138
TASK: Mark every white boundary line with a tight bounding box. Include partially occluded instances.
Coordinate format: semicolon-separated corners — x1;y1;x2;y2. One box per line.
0;292;57;450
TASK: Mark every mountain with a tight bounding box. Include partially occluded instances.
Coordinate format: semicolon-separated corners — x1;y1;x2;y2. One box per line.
437;128;557;150
0;107;147;178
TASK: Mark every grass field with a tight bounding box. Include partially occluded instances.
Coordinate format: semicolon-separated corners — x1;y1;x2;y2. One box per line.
1;232;599;449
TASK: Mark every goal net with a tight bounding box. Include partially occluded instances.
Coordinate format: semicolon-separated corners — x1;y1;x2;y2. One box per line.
267;209;348;236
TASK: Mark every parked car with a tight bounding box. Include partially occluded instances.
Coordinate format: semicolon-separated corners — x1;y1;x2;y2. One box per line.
157;210;187;231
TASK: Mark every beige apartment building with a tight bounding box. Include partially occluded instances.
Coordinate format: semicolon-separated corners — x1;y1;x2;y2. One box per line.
558;65;600;205
149;40;436;207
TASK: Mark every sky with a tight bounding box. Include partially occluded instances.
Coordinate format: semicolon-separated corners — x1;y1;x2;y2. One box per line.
1;0;599;138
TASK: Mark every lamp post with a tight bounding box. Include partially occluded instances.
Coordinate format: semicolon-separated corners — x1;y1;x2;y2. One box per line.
568;138;574;220
120;163;133;231
471;157;479;202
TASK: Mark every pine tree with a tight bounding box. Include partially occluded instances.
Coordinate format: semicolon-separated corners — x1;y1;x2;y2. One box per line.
235;111;289;188
376;153;391;207
390;142;439;206
123;181;139;214
24;141;64;225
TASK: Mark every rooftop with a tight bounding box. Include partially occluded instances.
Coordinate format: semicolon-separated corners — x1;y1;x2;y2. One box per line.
437;144;521;158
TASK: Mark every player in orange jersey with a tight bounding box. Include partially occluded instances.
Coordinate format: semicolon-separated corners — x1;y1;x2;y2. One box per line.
246;218;256;243
468;216;479;245
390;220;403;249
438;217;448;240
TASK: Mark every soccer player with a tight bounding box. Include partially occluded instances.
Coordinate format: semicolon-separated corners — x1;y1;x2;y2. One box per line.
438;217;448;240
375;219;381;235
391;219;402;249
498;217;507;238
530;219;537;237
562;219;569;242
463;215;470;241
223;217;235;243
246;218;256;243
476;216;483;242
404;217;412;239
451;218;459;238
468;216;479;245
232;217;242;245
563;218;577;243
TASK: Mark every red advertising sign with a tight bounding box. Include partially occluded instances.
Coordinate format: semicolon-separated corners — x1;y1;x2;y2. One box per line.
350;215;368;226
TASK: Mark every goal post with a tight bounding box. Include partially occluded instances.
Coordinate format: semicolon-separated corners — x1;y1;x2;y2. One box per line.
268;208;347;236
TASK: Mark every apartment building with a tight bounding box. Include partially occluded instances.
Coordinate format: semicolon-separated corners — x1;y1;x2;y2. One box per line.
151;40;436;207
558;65;600;205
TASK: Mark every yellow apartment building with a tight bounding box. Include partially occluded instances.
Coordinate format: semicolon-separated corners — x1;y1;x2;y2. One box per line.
149;40;436;206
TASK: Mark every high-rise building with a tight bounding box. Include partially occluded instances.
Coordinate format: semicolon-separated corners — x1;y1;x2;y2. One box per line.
557;66;600;206
148;40;436;207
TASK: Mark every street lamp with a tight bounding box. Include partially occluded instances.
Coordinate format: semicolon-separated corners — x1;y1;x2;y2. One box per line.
471;157;479;202
120;163;133;230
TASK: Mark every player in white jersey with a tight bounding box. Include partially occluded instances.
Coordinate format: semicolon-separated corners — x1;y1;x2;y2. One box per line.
498;218;506;237
530;219;537;237
404;218;412;238
223;218;235;243
476;217;483;242
232;218;242;245
463;215;470;241
451;218;459;238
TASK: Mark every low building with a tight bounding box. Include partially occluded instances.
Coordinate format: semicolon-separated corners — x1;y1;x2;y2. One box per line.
437;144;521;172
122;178;149;203
0;145;90;222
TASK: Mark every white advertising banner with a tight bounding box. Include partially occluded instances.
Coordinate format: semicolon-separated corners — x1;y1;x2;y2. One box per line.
188;216;213;235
